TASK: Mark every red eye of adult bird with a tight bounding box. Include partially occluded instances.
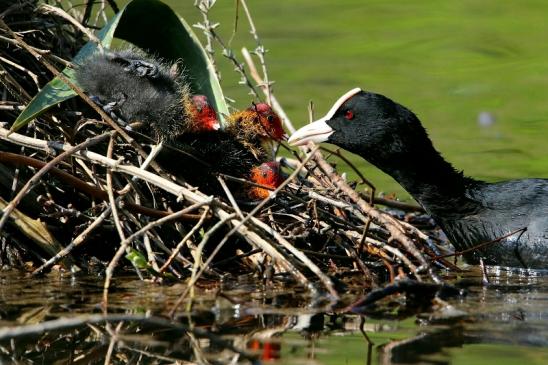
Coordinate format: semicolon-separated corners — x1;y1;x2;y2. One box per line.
345;110;354;120
248;161;284;200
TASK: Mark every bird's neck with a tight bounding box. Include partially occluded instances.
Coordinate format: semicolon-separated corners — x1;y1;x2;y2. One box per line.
372;147;482;217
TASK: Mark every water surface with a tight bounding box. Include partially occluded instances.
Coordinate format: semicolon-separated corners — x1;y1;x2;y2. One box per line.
1;267;547;364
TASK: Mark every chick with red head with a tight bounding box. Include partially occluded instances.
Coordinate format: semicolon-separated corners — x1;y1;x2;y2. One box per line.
227;103;287;160
248;161;284;200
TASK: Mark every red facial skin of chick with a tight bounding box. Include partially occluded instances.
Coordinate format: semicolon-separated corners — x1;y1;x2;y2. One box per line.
189;95;220;132
248;161;284;200
252;103;287;141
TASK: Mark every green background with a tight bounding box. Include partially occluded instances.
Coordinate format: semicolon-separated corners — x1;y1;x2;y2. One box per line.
159;0;548;200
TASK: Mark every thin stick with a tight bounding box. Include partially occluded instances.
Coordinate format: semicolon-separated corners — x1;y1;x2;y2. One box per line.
106;134;126;243
38;4;102;49
240;0;271;105
217;175;244;219
241;47;296;134
102;202;208;313
193;2;259;98
0;132;109;233
32;205;112;275
188;213;237;310
0;151;202;220
159;207;210;273
432;227;527;260
320;146;376;201
194;0;219;79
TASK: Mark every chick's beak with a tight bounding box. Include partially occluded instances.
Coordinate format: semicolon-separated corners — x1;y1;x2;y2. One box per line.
211;120;221;130
288;117;333;146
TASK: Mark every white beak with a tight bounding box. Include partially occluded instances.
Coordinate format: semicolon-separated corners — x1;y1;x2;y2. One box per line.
288;117;333;146
288;87;362;147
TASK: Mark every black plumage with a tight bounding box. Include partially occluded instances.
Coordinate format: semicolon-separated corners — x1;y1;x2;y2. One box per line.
75;48;192;140
289;89;548;269
157;131;260;195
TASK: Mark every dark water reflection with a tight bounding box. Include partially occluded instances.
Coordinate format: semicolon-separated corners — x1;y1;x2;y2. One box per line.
0;267;547;364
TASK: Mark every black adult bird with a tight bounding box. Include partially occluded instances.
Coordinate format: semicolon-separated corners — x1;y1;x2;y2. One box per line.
289;88;548;269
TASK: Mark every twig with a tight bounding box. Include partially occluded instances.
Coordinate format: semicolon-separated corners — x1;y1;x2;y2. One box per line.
32;204;112;275
239;0;271;105
194;0;219;79
217;175;244;219
159;207;210;273
320;146;376;203
0;132;109;233
106;134;126;243
0;151;202;220
103;201;209;313
241;47;296;134
193;2;259;98
38;4;102;49
432;227;527;260
188;212;236;309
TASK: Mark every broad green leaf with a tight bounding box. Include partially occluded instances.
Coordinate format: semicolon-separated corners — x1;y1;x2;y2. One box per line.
13;0;228;131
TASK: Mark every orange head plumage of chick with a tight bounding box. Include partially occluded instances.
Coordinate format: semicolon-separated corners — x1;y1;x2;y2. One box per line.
248;161;284;200
227;103;287;160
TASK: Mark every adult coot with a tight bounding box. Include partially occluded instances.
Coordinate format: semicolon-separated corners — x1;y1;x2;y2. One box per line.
289;88;548;269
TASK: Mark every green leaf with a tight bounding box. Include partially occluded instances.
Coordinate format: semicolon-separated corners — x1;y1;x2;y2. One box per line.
125;248;149;269
13;0;228;131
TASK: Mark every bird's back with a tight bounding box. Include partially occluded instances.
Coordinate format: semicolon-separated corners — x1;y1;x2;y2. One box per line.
156;131;259;196
441;179;548;269
75;50;188;140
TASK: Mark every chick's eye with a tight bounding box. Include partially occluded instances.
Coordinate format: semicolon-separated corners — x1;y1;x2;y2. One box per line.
345;110;354;120
262;172;268;178
266;115;274;123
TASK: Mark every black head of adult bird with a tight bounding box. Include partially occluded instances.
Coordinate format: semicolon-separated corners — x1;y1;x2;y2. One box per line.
289;88;548;269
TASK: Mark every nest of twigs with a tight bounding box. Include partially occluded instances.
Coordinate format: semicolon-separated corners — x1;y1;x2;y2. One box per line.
0;0;458;311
